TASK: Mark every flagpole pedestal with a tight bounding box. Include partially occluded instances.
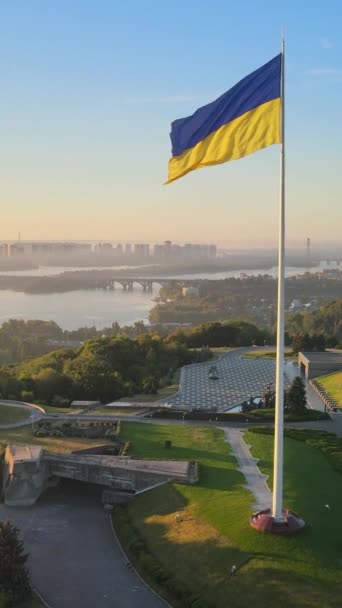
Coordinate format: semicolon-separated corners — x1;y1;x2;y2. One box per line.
250;508;305;534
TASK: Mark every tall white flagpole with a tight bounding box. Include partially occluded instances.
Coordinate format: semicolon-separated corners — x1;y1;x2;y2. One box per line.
272;33;285;520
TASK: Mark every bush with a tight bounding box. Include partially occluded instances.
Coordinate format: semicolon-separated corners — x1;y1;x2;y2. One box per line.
249;427;342;476
192;599;210;608
113;507;193;605
0;522;31;606
20;390;34;403
0;591;9;608
51;395;70;408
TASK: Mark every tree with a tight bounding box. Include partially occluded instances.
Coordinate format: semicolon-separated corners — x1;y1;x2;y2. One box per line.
291;332;312;354
0;521;31;606
263;385;275;408
286;376;307;414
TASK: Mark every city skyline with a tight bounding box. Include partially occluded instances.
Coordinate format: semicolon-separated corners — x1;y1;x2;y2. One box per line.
0;1;341;245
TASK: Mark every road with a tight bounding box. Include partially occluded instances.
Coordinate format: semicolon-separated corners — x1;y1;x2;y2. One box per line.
0;481;167;608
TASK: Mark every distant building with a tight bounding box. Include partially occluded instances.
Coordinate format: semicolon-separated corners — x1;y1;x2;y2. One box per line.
153;241;216;260
70;400;101;409
298;351;342;379
0;243;9;256
8;241;92;257
125;244;132;255
182;286;199;297
135;243;150;257
289;299;304;311
94;243;113;254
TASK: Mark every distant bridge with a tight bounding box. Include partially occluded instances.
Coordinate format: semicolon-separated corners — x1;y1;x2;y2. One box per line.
97;277;203;292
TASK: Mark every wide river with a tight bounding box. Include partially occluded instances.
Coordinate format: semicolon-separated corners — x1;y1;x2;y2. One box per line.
0;261;339;330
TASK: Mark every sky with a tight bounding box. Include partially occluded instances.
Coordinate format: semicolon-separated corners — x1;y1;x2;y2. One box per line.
0;0;341;248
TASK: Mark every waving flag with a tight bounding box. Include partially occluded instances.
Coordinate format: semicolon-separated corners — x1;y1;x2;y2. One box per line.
166;54;281;184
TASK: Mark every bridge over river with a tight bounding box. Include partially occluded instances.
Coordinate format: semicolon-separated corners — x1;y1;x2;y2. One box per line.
97;277;203;291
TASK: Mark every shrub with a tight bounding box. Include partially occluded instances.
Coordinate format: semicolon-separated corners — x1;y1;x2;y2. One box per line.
0;522;31;606
20;390;34;403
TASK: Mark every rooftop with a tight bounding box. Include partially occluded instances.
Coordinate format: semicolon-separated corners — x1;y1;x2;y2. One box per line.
9;444;42;462
300;351;342;363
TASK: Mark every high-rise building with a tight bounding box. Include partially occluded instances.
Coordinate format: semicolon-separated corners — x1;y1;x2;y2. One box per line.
154;241;216;259
135;243;150;257
94;243;113;254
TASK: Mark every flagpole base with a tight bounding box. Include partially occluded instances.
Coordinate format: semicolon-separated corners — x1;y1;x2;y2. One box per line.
250;508;305;534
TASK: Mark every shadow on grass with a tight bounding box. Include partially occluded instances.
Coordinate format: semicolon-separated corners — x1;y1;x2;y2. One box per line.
121;490;341;608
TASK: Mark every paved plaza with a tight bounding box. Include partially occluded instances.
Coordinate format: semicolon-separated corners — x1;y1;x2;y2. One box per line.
166;349;279;411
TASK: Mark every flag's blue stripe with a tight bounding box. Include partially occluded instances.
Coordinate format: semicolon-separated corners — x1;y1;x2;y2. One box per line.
171;54;281;157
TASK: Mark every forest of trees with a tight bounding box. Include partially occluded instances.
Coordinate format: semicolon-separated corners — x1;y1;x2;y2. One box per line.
0;319;163;364
0;321;269;405
286;300;342;346
151;275;342;327
0;301;340;406
0;334;194;404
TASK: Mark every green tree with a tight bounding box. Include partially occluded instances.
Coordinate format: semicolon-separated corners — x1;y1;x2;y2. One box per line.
287;376;307;414
32;367;72;402
0;521;31;606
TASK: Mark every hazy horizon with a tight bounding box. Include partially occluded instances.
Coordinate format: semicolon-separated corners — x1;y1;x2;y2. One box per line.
1;1;342;246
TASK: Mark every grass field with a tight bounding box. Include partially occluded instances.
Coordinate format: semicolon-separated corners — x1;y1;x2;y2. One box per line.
316;370;342;407
114;422;342;608
0;425;111;453
0;403;31;424
243;348;294;359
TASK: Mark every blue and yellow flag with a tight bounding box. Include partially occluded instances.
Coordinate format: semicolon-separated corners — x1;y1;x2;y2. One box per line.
166;54;281;184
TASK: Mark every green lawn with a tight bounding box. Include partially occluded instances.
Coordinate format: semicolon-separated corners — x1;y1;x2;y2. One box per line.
0;425;112;453
0;403;31;424
316;371;342;407
114;422;342;608
243;348;294;359
245;428;342;566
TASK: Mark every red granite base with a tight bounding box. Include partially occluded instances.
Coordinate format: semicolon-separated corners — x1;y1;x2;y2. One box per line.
250;508;305;534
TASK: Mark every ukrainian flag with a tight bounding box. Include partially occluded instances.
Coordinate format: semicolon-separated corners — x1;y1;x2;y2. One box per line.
166;54;281;184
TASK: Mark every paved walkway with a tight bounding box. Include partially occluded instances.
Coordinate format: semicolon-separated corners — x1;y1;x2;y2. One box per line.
0;481;167;608
224;427;272;511
0;400;44;429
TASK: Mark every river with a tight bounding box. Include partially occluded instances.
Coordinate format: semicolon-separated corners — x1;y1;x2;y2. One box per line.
0;261;339;330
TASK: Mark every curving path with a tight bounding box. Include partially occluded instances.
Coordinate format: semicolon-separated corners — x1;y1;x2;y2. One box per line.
0;480;167;608
0;400;45;429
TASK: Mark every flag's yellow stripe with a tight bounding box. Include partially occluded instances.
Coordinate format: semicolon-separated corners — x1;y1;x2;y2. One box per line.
166;98;281;184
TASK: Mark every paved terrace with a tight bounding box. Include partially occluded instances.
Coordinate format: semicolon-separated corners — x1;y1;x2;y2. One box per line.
167;349;278;411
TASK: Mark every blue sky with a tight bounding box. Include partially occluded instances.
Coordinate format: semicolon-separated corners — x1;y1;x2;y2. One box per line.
0;0;341;247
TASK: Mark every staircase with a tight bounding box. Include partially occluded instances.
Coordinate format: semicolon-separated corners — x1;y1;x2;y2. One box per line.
309;378;339;411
